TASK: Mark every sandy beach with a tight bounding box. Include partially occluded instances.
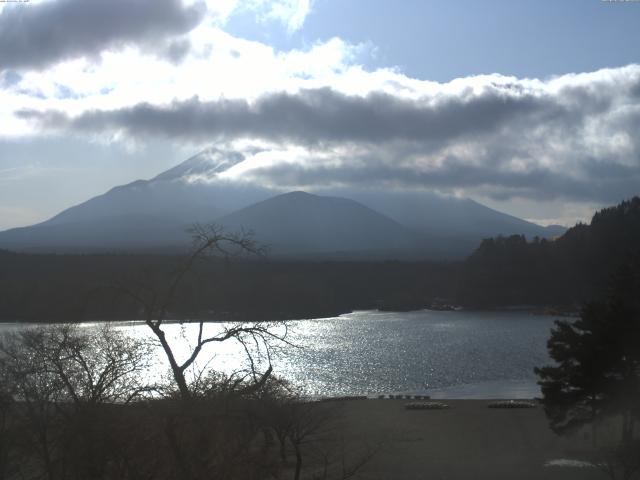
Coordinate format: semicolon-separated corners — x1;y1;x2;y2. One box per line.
321;399;604;480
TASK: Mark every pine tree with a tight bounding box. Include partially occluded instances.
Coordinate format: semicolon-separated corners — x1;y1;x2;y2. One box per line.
535;256;640;443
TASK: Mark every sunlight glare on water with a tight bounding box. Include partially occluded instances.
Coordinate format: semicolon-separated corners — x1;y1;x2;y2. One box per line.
0;309;558;398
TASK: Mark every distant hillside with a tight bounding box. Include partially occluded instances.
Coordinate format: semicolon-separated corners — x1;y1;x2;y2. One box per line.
217;191;424;258
0;148;271;253
2;198;636;323
342;190;565;258
0;253;457;323
347;190;565;239
0;147;563;258
0;215;192;253
459;197;640;308
44;148;267;229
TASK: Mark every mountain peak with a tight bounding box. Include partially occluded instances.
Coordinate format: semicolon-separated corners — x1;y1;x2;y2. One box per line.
279;191;315;199
152;147;245;182
216;190;421;257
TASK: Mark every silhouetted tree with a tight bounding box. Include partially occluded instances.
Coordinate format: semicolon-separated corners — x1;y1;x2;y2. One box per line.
113;224;290;400
536;257;640;478
0;324;153;480
462;196;640;308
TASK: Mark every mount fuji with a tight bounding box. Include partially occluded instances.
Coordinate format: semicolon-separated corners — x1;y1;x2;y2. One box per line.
0;148;565;258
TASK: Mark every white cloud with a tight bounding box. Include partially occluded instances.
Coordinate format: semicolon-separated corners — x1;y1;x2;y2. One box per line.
263;0;313;33
183;0;314;31
2;26;373;137
11;62;640;206
1;1;639;218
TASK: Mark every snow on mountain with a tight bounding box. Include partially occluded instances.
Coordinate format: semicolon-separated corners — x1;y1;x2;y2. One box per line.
0;148;566;257
152;148;245;182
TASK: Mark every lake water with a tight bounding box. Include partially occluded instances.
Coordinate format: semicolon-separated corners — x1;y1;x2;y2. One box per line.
280;309;558;398
0;309;560;399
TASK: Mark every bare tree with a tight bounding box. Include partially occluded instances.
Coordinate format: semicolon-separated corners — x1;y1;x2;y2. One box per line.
0;324;153;480
1;324;153;407
1;327;70;480
113;223;290;400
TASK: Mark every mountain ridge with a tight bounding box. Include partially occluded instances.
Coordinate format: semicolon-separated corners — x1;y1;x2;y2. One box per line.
0;149;566;258
216;191;425;257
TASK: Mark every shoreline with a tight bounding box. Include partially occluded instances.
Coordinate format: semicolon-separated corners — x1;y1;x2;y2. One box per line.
0;303;580;325
331;398;602;479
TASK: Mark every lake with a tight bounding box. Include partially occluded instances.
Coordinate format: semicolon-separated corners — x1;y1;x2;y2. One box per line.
0;309;560;399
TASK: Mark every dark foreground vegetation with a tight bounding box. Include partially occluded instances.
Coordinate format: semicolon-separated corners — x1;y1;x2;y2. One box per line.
0;324;376;480
535;256;640;480
1;197;639;322
0;227;381;480
462;197;640;308
0;252;458;323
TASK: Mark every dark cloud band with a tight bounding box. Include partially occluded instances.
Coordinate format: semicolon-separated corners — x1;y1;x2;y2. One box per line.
16;87;565;144
0;0;205;71
15;69;640;203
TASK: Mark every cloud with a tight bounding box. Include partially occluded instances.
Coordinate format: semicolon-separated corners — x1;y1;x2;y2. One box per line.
7;3;640;208
0;70;21;87
0;32;369;137
20;64;640;204
0;0;206;71
255;0;314;33
178;0;315;32
240;151;640;204
15;86;565;145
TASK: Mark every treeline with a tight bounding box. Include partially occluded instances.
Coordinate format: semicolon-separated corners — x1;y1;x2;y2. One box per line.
0;251;458;322
459;197;640;308
1;197;639;321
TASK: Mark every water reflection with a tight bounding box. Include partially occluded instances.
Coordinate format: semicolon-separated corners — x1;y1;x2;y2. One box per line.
0;309;557;398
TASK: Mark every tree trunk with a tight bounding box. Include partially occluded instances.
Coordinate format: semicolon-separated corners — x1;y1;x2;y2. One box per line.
149;323;191;399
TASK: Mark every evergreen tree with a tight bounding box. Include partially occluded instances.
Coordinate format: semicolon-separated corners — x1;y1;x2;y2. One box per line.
535;256;640;443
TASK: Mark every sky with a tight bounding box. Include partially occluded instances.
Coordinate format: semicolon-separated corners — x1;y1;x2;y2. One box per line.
1;0;640;230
